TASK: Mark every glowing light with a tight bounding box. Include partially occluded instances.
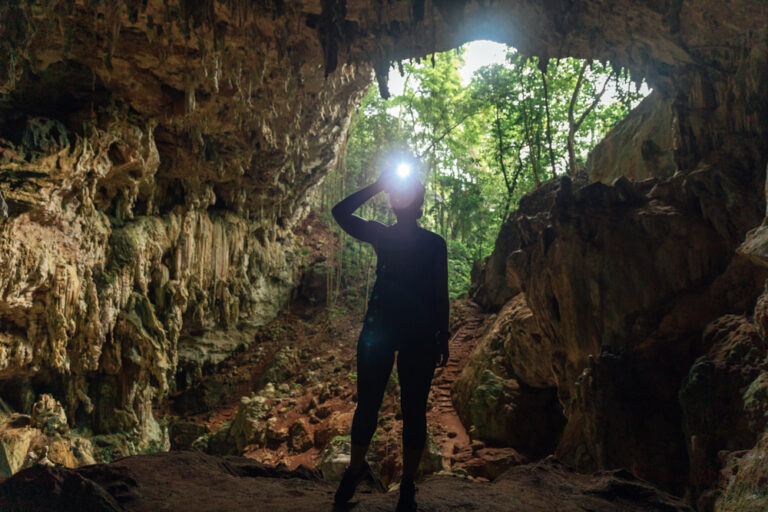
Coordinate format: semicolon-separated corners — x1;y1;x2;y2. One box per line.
396;163;412;179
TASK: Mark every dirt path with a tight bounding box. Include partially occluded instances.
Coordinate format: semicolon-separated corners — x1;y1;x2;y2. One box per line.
427;300;488;472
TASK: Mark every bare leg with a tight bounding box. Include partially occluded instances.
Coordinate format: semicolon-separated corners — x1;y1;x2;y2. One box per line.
349;442;369;473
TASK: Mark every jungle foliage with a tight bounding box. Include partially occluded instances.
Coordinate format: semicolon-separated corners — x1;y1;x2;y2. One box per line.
318;45;647;305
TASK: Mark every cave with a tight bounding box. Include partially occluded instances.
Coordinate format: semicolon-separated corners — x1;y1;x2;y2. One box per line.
1;1;767;511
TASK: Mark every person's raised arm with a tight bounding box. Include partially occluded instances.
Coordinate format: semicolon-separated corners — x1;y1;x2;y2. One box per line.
331;176;387;244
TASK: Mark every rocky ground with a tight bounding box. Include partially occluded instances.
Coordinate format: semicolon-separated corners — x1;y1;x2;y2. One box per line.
157;254;497;486
0;450;693;512
152;212;525;488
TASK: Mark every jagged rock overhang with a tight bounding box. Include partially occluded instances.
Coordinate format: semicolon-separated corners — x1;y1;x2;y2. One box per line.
334;0;767;175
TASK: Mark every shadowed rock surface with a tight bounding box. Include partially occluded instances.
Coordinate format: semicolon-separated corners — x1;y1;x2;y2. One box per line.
468;172;768;501
0;451;692;512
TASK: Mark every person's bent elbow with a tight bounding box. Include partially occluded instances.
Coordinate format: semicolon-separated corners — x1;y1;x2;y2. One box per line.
331;203;346;223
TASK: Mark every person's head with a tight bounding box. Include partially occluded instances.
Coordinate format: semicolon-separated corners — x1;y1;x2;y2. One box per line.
388;176;426;222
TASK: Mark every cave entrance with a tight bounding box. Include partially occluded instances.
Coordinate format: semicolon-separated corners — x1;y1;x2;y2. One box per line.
313;41;650;308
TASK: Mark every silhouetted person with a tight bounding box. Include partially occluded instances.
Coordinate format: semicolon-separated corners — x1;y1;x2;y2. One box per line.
331;166;450;511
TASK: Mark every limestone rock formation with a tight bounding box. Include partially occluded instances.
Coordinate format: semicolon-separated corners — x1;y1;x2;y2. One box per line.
0;409;97;478
0;0;369;456
30;394;69;436
317;435;351;481
0;2;767;508
714;432;768;512
229;395;271;452
470;169;768;494
679;305;768;505
585;90;679;183
453;294;563;457
459;5;768;495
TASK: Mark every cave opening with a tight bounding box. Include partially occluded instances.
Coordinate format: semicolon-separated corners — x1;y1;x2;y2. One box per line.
285;40;654;489
314;41;650;307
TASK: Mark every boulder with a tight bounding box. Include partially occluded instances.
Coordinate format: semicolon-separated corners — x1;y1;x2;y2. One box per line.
453;295;564;458
318;436;351;481
466;447;527;480
315;411;353;447
265;418;289;449
70;437;97;467
288;419;314;454
90;434;137;464
205;422;235;456
30;394;69;436
416;433;445;478
168;421;210;451
0;427;36;477
229;396;270;452
260;347;299;389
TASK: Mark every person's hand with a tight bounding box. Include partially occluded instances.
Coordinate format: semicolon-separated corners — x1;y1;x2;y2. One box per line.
374;167;397;193
435;331;450;367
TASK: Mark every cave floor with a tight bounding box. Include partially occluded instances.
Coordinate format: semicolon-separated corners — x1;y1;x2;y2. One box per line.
0;450;692;512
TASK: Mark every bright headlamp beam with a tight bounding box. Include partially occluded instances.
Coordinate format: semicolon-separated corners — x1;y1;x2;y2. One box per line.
396;163;412;179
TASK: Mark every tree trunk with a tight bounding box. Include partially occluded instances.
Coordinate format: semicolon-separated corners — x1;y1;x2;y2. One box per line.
540;68;558;178
494;103;513;217
567;62;588;175
568;61;614;174
518;72;541;186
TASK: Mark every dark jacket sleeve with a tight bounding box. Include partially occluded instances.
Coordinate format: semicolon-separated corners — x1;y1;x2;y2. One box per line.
331;182;386;245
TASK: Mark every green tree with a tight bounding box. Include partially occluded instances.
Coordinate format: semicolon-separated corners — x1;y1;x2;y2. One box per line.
319;45;648;303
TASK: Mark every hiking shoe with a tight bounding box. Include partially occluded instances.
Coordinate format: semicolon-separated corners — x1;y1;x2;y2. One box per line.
395;478;417;512
334;461;370;504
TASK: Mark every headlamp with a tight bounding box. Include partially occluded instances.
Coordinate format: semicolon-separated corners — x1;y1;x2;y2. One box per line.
396;163;412;180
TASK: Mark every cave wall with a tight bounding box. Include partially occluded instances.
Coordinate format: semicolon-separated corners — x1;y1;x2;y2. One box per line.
0;0;370;448
457;0;768;505
1;0;767;503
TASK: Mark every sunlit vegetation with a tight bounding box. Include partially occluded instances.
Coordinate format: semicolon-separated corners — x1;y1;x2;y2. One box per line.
318;44;649;303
